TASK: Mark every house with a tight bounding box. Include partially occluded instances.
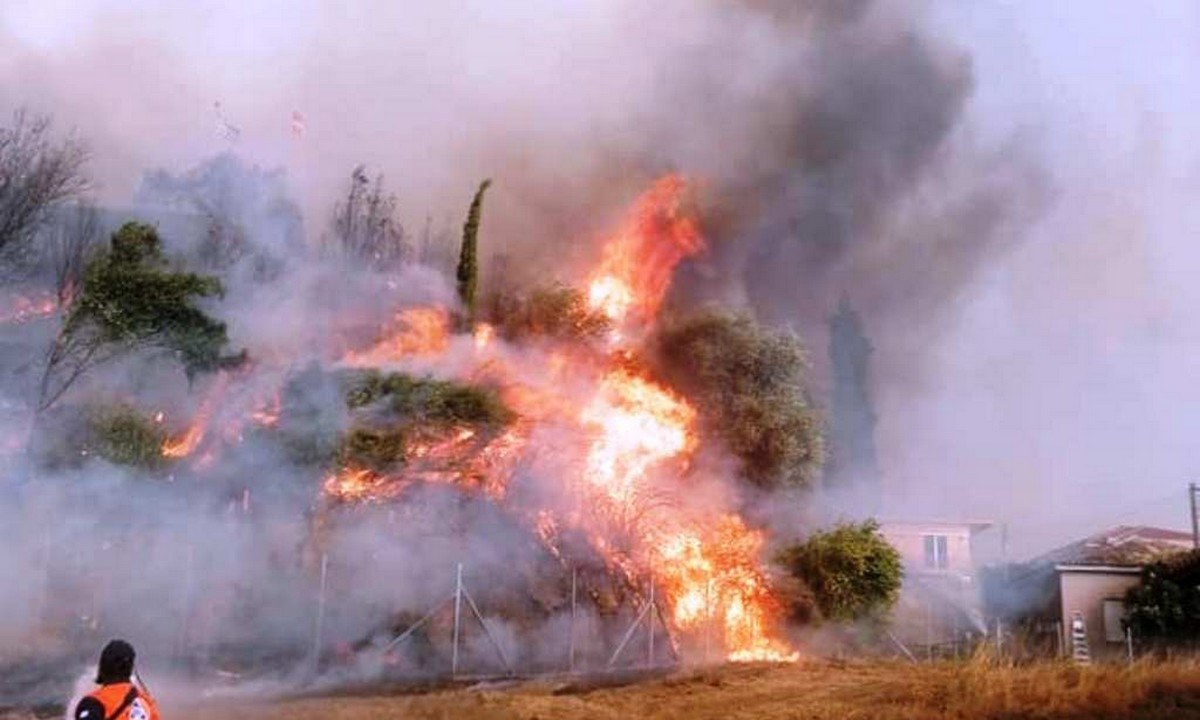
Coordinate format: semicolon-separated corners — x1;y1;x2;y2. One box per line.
877;520;995;654
988;525;1194;661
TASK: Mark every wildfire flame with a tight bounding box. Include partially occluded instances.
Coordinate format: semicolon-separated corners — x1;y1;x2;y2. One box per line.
249;391;282;427
342;307;450;366
322;175;796;663
585;174;702;328
162;373;230;458
0;291;59;325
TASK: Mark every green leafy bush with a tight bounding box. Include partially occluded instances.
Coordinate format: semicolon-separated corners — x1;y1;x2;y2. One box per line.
652;310;823;489
340;370;513;427
776;520;902;623
1125;549;1200;644
86;403;169;470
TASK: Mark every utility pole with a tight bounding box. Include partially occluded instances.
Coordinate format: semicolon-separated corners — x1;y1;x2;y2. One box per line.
1190;482;1199;550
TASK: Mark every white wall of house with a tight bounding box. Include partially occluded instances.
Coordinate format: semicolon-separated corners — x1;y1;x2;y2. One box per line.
879;521;991;649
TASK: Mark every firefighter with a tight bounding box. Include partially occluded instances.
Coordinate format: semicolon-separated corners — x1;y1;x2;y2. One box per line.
73;640;160;720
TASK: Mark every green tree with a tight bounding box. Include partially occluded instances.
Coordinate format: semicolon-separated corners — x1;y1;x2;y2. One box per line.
38;222;242;410
1125;549;1200;645
652;309;823;489
776;520;902;623
456;179;491;325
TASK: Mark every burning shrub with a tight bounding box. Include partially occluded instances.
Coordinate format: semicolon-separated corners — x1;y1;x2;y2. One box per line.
776;520;902;624
336;426;406;471
85;403;170;470
33;401;171;471
651;309;823;489
340;370;513;428
487;283;611;342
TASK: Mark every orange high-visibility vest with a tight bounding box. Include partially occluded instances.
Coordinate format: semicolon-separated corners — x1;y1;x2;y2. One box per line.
77;682;160;720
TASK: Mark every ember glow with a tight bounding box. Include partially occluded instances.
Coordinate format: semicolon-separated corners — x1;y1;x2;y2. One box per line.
162;372;230;458
342;307;450;366
0;291;59;325
319;175;798;663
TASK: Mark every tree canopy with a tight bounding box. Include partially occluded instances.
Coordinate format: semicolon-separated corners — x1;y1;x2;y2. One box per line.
1125;549;1200;645
826;298;881;509
0;109;89;265
652;309;823;489
330;165;407;271
39;222;241;410
776;520;902;623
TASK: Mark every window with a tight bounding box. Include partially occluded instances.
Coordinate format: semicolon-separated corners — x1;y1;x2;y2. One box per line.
923;534;949;569
1103;599;1127;643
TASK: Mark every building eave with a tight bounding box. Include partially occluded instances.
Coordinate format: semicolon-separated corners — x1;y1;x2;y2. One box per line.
1054;564;1143;575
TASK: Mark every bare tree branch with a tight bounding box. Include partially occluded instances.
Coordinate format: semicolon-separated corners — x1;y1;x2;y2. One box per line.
46;202;101;306
0;109;90;268
330;166;409;270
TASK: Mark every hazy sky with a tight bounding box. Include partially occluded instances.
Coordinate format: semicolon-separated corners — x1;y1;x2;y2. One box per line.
3;1;1200;558
896;1;1200;554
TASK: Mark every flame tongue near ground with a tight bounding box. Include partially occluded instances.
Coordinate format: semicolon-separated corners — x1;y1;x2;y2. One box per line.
162;372;231;459
320;175;797;663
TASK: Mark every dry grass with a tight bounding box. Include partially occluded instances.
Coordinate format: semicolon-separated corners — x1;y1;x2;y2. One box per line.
173;658;1200;720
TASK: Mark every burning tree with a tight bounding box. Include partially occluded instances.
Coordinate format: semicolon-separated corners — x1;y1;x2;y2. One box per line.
652;310;824;490
38;222;242;411
307;175;806;664
486;283;611;342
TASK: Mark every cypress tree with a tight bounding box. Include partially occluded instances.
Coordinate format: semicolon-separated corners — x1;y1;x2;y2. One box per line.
456;179;491;325
825;297;881;512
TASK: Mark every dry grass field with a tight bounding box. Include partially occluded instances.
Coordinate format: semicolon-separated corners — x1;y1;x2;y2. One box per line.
171;658;1200;720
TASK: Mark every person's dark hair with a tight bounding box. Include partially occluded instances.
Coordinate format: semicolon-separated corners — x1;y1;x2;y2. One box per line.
96;639;135;684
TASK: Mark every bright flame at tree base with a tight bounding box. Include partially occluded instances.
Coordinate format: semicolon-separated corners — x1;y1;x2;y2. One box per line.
310;174;799;663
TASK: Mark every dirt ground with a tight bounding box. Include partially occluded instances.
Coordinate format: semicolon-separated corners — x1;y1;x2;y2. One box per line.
170;659;1200;720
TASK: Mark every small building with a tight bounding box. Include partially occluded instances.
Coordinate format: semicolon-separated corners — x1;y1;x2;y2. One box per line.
989;525;1194;661
878;519;995;655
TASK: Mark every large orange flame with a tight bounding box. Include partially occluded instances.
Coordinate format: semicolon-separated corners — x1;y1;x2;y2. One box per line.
586;174;703;329
342;307;450;366
323;174;796;663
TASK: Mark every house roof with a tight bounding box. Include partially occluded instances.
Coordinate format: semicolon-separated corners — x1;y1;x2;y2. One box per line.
877;519;995;532
1031;525;1194;568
